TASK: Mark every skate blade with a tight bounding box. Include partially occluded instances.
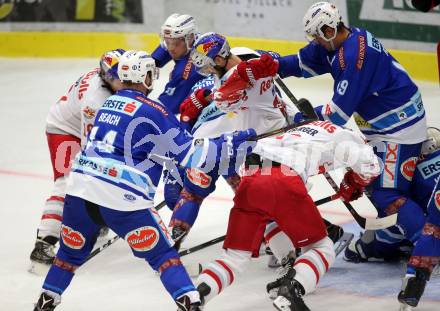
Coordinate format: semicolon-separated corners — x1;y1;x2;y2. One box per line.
268;255;281;268
399;302;413;311
28;260;50;276
273;296;291;311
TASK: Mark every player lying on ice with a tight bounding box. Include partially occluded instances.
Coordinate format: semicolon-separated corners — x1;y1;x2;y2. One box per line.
161;33;382;310
29;49;126;272
32;50;257;311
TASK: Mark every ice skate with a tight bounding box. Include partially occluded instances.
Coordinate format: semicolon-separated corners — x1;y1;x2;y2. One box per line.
29;236;58;275
273;279;310;311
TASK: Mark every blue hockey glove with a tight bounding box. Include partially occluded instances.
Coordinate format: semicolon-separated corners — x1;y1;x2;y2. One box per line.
219;128;257;158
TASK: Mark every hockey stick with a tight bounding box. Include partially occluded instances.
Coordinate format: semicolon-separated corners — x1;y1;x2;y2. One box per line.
274;75;318;120
323;172;397;230
250;118;318;141
178;235;226;257
177;194;341;258
273;78;397;230
83;200;167;264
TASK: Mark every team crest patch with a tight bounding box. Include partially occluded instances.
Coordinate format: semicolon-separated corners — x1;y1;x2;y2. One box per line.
125;226;159;252
400;157;418;181
435;191;440;211
186;168;212;188
61;225;85;249
82;106;96;119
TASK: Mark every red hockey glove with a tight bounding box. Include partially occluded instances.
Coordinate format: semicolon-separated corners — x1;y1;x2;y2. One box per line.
214;70;249;111
180;88;212;123
337;170;372;202
236;53;279;85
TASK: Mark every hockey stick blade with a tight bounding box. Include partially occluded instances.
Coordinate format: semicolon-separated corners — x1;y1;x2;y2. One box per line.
334;232;354;256
323;172;397;230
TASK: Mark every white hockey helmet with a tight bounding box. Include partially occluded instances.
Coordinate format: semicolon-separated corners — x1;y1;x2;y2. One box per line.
160;13;197;50
303;2;342;42
117;50;159;90
421;127;440;156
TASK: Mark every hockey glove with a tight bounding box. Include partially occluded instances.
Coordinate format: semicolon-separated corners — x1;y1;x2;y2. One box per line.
337;169;372;202
236;53;279;85
219;128;257;159
214;70;249;112
180;88;212;123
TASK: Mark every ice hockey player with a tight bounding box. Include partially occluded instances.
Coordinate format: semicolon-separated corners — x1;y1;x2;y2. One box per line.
195;118;381;311
278;2;427;265
29;49;125;273
32;50;257;311
346;127;439;262
165;33;288;250
152;13;204;115
151;13;206;211
397;127;440;310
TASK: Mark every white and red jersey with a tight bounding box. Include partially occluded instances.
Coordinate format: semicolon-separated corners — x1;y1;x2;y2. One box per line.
254;120;381;182
192;67;290;139
46;68;112;147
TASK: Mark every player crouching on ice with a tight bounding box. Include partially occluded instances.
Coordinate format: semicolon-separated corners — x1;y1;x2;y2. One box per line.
32;50;257;311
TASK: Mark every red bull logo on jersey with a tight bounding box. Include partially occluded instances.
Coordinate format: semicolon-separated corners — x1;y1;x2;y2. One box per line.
186;168;212;188
61;225;85;249
125;226;160;252
82;106;96;119
400;157;418;181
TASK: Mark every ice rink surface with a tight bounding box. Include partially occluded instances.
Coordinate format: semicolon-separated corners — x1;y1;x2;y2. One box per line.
0;58;439;311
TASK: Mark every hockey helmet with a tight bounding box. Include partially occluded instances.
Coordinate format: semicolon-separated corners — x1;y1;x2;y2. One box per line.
190;32;231;76
303;2;342;42
160;13;198;50
99;48;125;80
117;50;159;90
421;127;440;156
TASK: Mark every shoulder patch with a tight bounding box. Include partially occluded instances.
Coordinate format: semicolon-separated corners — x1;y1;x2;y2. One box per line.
183;60;193;80
135;96;169;116
338;46;346;70
356;35;366;70
366;31;382;53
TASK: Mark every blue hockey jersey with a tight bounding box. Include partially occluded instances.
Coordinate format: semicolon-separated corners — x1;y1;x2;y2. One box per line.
66;89;230;211
152;45;205;115
278;27;426;144
411;149;440;211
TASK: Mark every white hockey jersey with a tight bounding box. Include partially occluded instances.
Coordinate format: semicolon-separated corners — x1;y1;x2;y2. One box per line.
46;68;112;147
254;120;381;182
192;67;291;139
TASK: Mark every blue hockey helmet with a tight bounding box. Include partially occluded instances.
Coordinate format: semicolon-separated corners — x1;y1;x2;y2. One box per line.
99;48;126;80
190;32;230;76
